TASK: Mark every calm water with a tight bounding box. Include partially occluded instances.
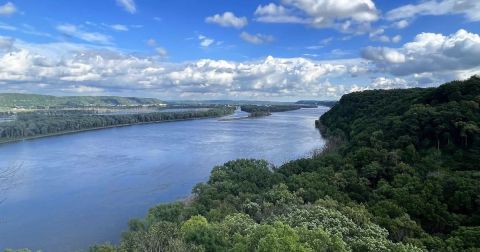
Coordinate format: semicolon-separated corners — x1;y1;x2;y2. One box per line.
0;107;327;251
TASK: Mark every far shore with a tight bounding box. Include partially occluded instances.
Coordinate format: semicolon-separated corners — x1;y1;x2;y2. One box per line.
0;115;227;145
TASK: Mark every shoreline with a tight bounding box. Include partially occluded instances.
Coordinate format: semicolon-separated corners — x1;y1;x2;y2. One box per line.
0;114;229;145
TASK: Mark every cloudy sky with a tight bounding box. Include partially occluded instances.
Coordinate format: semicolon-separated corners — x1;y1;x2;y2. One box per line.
0;0;479;100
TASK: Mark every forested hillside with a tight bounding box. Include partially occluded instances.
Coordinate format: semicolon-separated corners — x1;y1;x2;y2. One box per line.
0;93;165;108
86;77;479;252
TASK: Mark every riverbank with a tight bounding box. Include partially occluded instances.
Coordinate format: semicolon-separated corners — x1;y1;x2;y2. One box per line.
0;113;233;145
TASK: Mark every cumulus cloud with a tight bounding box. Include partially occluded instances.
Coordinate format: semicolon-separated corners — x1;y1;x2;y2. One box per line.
205;12;248;29
370;77;409;89
362;29;480;77
0;39;372;99
57;24;113;45
387;0;480;22
240;32;274;45
254;3;306;24
3;29;478;99
255;0;379;33
116;0;136;14
362;47;406;64
0;2;16;16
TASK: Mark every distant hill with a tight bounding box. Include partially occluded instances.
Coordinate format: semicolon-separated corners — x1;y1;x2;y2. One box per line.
295;100;338;107
0;93;165;108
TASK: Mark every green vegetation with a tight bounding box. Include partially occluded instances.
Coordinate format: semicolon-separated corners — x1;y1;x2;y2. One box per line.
4;77;479;251
0;107;235;143
86;77;480;251
295;100;338;107
247;111;272;117
240;105;309;117
0;93;165;108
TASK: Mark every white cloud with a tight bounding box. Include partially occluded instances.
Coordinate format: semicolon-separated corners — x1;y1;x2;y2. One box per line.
0;39;372;99
369;28;390;42
205;12;248;29
368;29;402;43
254;3;306;24
362;29;480;77
392;35;402;43
255;0;379;33
110;24;129;31
198;35;215;47
2;32;477;99
362;46;406;64
116;0;136;14
370;77;409;89
387;0;480;22
393;19;409;29
56;24;113;45
240;32;274;45
0;2;16;16
62;85;104;94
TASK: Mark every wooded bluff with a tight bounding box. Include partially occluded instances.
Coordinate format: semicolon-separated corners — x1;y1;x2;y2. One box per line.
7;76;479;251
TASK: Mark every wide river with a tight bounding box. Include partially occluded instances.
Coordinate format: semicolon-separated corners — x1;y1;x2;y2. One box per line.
0;107;327;251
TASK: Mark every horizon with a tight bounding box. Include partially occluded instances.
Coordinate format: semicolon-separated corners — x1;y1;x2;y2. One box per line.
0;91;338;103
0;0;479;100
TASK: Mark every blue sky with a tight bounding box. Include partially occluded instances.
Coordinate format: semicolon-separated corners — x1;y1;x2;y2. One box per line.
0;0;479;100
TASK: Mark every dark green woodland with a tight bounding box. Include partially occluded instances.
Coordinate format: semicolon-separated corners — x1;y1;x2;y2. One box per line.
84;77;480;251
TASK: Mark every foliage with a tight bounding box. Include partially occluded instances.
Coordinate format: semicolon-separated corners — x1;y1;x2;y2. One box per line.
0;107;235;142
0;93;165;108
240;105;304;114
91;76;478;251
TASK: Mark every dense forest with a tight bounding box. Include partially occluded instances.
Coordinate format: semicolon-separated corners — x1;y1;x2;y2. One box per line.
240;105;309;117
82;77;479;252
0;107;235;142
0;93;165;108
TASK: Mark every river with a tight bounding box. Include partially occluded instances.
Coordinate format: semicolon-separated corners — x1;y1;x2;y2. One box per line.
0;107;327;251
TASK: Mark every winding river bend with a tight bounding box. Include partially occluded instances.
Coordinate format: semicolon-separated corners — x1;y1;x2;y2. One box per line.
0;107;327;251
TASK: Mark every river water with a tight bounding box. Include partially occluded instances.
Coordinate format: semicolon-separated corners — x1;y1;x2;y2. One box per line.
0;107;327;251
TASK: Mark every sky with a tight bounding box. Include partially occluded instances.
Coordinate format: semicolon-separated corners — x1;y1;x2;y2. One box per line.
0;0;479;101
